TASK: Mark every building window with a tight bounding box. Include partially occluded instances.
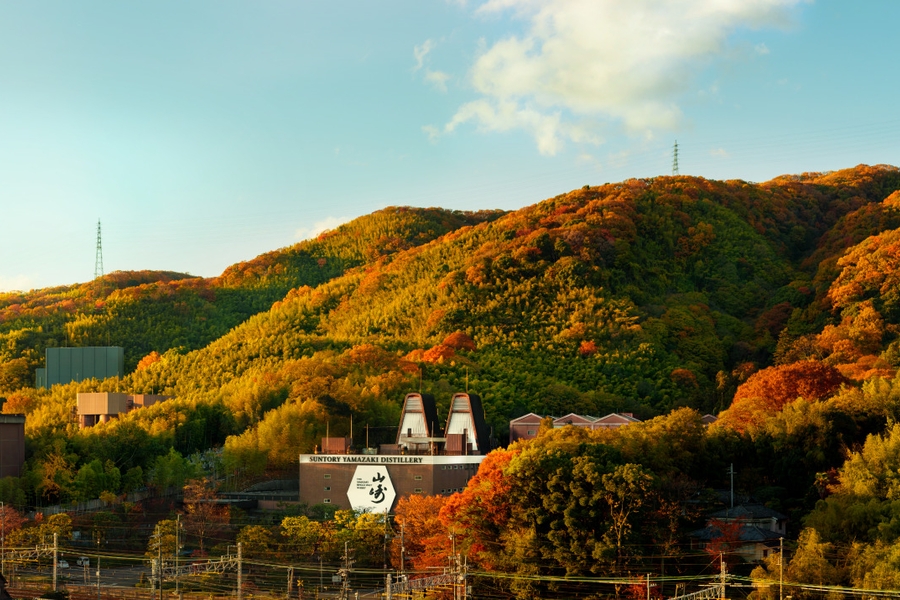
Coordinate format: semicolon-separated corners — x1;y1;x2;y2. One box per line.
414;475;423;481
415;488;423;493
324;474;331;479
324;498;331;504
324;486;331;491
527;430;536;435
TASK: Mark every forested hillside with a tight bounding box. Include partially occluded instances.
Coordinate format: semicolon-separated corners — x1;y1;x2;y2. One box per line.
0;207;501;385
3;164;900;527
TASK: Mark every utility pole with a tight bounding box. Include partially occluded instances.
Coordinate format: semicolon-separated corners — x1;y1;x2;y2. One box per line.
53;533;58;592
383;509;388;570
720;553;727;600
339;542;353;600
462;555;468;600
450;533;458;600
175;514;180;598
237;542;243;600
780;537;784;600
96;557;100;600
157;524;163;600
727;464;734;515
400;523;405;580
1;500;5;580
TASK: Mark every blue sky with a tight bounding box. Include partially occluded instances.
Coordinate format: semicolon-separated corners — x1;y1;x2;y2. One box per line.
1;1;899;292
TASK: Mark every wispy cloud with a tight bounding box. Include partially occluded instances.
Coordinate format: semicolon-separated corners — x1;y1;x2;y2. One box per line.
413;39;437;72
422;125;441;143
425;69;451;92
710;147;730;158
295;216;353;241
445;0;805;155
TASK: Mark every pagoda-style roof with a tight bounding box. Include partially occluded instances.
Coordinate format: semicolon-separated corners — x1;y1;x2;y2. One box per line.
396;393;442;447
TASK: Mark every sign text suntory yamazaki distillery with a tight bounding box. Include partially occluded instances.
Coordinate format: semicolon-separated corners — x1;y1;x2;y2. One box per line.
299;454;485;466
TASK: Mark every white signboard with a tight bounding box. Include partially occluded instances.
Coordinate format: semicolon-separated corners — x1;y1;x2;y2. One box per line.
346;465;397;512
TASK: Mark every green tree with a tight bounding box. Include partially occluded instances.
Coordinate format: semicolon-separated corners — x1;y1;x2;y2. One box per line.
602;463;655;573
280;515;323;559
146;519;178;559
787;528;841;595
237;525;275;559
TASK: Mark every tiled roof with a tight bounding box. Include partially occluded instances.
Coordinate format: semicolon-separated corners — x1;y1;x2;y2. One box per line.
690;524;783;543
708;504;787;521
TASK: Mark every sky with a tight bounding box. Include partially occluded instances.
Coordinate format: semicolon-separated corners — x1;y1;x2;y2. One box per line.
1;1;899;292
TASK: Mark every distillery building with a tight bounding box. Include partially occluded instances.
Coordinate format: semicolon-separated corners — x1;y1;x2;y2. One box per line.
298;392;492;512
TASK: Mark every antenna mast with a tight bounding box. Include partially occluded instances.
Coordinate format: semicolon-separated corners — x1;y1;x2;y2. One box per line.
672;140;680;175
94;219;104;280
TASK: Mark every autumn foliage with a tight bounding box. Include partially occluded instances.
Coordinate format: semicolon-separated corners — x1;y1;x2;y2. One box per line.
717;361;847;431
441;331;476;352
704;517;746;567
392;494;452;570
439;448;518;569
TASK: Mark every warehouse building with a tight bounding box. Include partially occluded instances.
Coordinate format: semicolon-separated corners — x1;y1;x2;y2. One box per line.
0;414;26;478
35;346;124;389
77;392;170;428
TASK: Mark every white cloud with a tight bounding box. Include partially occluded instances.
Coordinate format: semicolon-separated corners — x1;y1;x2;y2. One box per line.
425;69;452;92
447;0;805;154
446;98;599;155
413;39;437;71
295;216;353;242
755;42;771;55
710;147;730;158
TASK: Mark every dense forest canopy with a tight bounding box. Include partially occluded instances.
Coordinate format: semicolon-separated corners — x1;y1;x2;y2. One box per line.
3;165;900;595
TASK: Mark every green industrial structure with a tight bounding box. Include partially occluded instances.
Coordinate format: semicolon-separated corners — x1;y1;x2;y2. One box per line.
35;346;124;389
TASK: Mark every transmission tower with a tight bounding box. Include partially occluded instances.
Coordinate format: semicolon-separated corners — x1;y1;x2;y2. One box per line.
672;140;680;175
94;219;104;280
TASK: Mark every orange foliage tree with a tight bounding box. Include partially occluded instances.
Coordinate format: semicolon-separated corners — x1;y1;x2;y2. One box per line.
439;449;518;570
441;331;476;352
391;494;451;571
135;351;162;371
716;361;847;431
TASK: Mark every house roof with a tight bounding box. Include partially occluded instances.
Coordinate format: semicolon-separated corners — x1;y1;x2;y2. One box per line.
708;504;787;521
510;413;545;425
554;413;598;425
689;524;784;543
596;412;641;424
